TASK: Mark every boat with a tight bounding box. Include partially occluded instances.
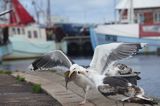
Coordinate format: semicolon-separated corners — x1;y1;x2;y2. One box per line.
90;0;160;53
0;23;12;62
0;41;12;62
1;0;67;60
0;2;12;62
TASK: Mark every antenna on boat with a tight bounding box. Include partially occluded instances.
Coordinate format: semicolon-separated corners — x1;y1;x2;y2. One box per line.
114;0;117;24
128;0;134;23
32;0;39;24
0;0;11;24
46;0;52;27
32;0;45;25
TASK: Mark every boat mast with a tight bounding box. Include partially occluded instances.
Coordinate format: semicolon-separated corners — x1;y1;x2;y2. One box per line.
32;0;39;24
46;0;51;27
0;0;11;24
114;0;117;23
128;0;134;23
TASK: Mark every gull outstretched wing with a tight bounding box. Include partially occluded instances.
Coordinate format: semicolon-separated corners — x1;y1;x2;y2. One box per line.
89;43;146;74
98;76;157;105
29;50;73;71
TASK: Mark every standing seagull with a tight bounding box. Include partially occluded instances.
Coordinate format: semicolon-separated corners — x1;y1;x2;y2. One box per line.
29;43;156;105
29;50;94;104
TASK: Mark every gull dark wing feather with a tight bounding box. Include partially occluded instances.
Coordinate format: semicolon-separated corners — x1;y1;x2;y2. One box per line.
98;77;130;96
101;43;141;73
89;43;145;74
31;50;73;71
98;76;157;104
102;43;141;73
103;77;129;87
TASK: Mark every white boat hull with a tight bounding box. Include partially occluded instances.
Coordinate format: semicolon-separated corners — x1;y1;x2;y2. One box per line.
3;36;67;59
90;26;160;53
0;44;12;61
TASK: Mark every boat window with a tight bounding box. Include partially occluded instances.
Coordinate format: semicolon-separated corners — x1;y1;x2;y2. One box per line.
105;36;117;41
12;28;16;34
137;13;144;24
17;28;21;34
28;31;32;38
33;31;38;38
154;12;160;23
22;28;25;34
105;36;110;41
112;36;117;41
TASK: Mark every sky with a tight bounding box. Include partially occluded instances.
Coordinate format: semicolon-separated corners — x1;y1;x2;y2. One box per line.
20;0;117;24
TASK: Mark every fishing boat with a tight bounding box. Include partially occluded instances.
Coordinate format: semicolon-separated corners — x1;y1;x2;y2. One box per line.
90;0;160;53
0;2;12;62
1;0;67;60
0;43;12;62
0;25;12;62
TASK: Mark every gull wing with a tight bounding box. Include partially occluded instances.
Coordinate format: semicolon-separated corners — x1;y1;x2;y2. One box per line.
98;77;130;96
89;43;146;74
98;76;157;105
29;50;73;72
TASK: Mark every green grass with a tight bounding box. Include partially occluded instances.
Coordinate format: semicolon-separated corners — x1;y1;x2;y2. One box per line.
32;84;42;93
16;75;25;82
0;70;12;75
15;75;42;93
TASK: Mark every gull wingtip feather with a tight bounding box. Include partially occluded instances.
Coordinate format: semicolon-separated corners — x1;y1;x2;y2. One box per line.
140;43;147;48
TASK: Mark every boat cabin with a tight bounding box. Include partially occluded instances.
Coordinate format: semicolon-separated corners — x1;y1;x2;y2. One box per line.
9;25;47;41
116;0;160;24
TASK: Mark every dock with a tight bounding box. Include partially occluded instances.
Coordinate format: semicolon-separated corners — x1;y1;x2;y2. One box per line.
0;74;61;106
12;71;159;106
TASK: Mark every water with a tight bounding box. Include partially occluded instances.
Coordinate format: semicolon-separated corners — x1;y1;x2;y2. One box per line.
0;55;160;97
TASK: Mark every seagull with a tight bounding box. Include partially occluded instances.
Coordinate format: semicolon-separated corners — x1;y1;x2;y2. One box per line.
29;42;157;105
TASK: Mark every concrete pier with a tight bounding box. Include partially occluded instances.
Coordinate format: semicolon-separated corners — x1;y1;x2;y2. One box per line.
12;71;159;106
0;74;61;106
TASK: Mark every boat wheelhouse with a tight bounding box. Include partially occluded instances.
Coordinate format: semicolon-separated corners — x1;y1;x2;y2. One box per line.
1;0;67;59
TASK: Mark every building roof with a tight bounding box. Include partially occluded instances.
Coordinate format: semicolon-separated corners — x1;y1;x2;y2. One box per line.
116;0;160;9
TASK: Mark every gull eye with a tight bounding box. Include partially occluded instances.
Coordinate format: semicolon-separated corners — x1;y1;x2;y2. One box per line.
86;71;89;73
78;71;80;74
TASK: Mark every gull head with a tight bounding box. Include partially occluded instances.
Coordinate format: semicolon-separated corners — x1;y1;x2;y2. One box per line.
64;64;87;89
28;64;34;71
69;64;87;77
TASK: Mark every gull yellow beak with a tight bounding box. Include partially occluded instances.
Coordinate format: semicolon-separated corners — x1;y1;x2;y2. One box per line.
68;70;75;78
64;70;75;90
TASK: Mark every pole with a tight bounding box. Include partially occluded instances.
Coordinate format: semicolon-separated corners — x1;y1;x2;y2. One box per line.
128;0;134;23
114;0;117;23
47;0;51;27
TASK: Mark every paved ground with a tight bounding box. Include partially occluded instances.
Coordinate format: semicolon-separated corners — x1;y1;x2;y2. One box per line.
0;74;62;106
12;71;160;106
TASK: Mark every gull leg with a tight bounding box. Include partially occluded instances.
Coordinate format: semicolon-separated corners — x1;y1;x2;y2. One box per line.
122;101;125;106
115;100;119;106
79;86;90;105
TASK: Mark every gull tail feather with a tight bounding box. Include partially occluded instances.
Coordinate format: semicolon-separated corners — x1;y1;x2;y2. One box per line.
122;94;158;105
140;43;147;48
136;95;158;105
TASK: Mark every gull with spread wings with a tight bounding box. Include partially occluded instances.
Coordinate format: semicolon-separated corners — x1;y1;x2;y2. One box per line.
29;42;157;105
